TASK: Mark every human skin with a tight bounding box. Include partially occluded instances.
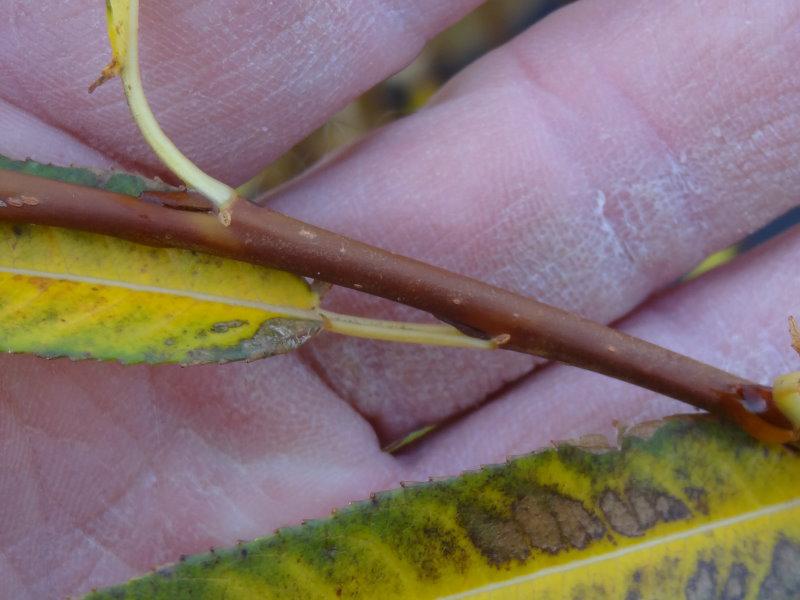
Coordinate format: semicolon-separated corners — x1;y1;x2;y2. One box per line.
1;0;799;597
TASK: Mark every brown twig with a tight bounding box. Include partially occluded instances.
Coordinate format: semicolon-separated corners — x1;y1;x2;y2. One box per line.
0;169;793;442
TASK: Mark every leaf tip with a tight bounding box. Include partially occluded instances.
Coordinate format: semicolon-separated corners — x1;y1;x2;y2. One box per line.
88;59;121;94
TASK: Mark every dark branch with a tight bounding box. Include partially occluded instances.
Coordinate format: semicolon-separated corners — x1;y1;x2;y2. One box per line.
0;169;793;442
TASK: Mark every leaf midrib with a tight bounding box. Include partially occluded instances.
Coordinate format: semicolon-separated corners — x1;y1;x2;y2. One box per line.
0;265;320;321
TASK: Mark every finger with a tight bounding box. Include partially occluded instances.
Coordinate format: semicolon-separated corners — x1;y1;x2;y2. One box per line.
0;0;482;180
0;98;115;168
268;0;800;442
0;354;401;597
399;226;800;477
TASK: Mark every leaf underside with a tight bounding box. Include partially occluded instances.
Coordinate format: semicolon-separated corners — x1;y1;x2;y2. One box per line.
87;418;800;599
0;222;320;365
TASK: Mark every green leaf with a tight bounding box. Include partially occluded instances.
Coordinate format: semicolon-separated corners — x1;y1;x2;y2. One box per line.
85;418;800;598
0;154;178;197
0;222;321;364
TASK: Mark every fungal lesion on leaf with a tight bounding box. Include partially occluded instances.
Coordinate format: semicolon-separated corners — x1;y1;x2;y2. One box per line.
209;320;248;334
183;317;321;365
599;485;691;537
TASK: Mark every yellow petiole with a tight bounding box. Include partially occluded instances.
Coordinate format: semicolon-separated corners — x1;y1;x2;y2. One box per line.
92;0;237;220
320;311;503;350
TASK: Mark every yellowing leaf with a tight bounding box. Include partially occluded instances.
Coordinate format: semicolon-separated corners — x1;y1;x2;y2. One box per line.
85;418;800;598
104;0;130;68
88;1;131;93
0;223;320;364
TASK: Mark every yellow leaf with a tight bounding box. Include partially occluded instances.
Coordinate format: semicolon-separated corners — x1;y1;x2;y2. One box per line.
88;1;130;93
86;418;800;598
0;223;320;364
105;0;130;69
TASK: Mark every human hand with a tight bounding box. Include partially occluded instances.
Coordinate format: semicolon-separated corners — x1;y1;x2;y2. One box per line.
1;1;799;596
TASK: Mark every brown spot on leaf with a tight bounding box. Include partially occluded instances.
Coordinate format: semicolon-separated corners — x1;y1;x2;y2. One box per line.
185;318;319;364
459;506;529;566
629;487;690;529
600;490;643;536
758;537;800;599
513;492;605;555
721;563;749;600
552;495;606;550
685;560;717;600
26;277;54;292
600;485;691;537
629;488;658;530
210;319;248;334
514;495;562;553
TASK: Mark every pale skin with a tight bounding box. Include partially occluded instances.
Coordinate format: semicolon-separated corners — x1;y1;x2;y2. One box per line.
1;0;800;597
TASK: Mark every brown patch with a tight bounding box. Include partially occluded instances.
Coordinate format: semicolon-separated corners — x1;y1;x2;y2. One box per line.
600;486;691;537
460;508;529;566
25;276;54;292
600;490;643;536
514;493;605;554
628;487;690;529
628;489;658;530
721;563;749;600
758;537;800;599
210;319;248;334
514;495;562;553
685;560;717;600
184;318;319;365
551;495;605;550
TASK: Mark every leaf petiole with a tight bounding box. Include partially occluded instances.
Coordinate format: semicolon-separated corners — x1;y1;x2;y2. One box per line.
319;310;502;349
93;0;237;221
